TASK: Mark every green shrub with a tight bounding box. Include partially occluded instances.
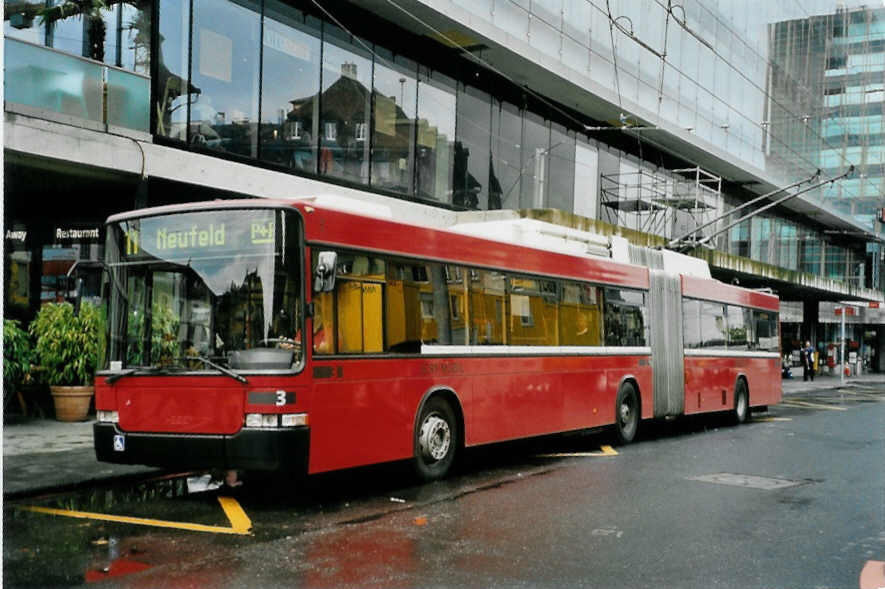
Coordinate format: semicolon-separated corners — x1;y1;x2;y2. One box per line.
3;319;33;387
29;302;105;386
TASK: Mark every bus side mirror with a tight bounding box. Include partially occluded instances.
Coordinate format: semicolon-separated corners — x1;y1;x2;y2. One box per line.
313;251;338;292
65;259;108;316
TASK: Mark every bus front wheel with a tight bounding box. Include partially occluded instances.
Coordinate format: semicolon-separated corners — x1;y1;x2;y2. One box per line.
413;397;458;482
614;382;640;445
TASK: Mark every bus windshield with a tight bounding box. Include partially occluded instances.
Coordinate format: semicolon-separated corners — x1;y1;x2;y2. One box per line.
104;208;303;372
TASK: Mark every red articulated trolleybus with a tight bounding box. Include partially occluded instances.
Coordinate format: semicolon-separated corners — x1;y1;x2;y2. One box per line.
93;196;781;481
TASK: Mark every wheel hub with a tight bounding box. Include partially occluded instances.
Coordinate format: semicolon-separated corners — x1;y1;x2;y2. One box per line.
419;415;451;462
620;402;632;423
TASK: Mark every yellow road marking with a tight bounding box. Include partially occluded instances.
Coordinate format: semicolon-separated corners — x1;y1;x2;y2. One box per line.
217;496;252;534
21;496;252;535
780;400;848;411
753;417;793;422
534;445;619;458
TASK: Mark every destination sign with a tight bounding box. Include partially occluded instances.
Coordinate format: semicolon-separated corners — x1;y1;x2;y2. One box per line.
121;211;277;259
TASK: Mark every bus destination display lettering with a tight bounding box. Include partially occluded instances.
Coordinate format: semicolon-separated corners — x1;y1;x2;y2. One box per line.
125;220;274;256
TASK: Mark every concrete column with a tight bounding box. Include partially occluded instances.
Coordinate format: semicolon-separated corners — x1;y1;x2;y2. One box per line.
802;300;819;345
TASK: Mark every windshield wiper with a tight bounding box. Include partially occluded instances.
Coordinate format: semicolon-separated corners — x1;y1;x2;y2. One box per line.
105;365;168;384
185;356;248;384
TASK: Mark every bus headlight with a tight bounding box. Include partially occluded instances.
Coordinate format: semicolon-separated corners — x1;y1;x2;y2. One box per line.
97;410;119;423
245;413;308;428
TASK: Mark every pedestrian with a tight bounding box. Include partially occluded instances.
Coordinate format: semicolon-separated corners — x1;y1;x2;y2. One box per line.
803;340;815;382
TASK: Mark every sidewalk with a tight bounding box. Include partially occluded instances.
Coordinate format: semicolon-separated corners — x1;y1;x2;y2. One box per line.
3;373;884;499
2;417;162;499
780;369;885;395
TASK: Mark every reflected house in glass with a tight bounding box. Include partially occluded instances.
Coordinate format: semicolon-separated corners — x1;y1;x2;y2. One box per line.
285;62;372;179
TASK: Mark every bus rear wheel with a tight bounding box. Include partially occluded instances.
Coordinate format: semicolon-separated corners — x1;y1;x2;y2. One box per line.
413;397;458;482
614;382;640;445
733;379;749;424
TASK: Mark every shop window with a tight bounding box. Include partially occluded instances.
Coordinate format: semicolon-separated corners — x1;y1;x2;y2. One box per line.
4;227;32;317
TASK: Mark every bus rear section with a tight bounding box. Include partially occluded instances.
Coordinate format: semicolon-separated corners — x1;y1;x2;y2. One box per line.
679;275;782;420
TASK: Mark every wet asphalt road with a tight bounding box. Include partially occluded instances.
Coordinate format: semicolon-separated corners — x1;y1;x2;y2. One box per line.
4;386;884;588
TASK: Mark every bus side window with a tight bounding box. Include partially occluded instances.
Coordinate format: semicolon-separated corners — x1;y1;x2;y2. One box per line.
468;269;506;345
726;305;751;351
559;281;601;346
604;288;648;347
683;299;701;349
312;290;335;354
701;302;727;350
385;260;426;353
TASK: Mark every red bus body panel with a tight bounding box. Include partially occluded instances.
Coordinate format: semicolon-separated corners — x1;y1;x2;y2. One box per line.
683;356;781;415
95;376;310;435
298;204;649;290
307;355;652;474
681;274;779;310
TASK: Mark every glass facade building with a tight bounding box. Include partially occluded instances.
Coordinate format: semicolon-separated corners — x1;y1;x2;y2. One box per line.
4;0;884;323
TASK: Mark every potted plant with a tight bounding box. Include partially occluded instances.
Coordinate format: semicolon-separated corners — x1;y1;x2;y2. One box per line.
3;319;33;415
29;302;104;421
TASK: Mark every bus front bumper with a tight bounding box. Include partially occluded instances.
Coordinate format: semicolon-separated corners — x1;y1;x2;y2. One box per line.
93;423;309;473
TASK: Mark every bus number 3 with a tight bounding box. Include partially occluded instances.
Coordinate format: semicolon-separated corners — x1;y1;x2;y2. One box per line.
275;390;287;407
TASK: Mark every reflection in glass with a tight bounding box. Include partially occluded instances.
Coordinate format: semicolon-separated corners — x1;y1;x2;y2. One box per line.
106;210;302;370
260;3;320;171
492;101;522;209
120;2;151;74
156;0;193;141
190;0;260;158
372;56;417;195
416;69;456;203
521;111;550;208
548;124;576;212
4;0;45;45
320;30;372;185
49;0;84;56
454;84;491;209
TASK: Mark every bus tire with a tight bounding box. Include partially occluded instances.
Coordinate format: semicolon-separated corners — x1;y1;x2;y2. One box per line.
733;379;749;424
613;382;640;445
413;396;458;482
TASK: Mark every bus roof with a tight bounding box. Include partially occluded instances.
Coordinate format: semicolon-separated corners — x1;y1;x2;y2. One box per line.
105;196;779;307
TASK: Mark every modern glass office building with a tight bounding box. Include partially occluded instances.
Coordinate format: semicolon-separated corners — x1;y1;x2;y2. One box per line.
4;0;885;367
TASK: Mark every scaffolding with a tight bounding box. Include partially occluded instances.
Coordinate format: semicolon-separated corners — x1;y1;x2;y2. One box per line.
600;166;722;243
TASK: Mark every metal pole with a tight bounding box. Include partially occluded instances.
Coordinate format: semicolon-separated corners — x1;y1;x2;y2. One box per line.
667;171;818;249
840;306;846;386
690;166;854;250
